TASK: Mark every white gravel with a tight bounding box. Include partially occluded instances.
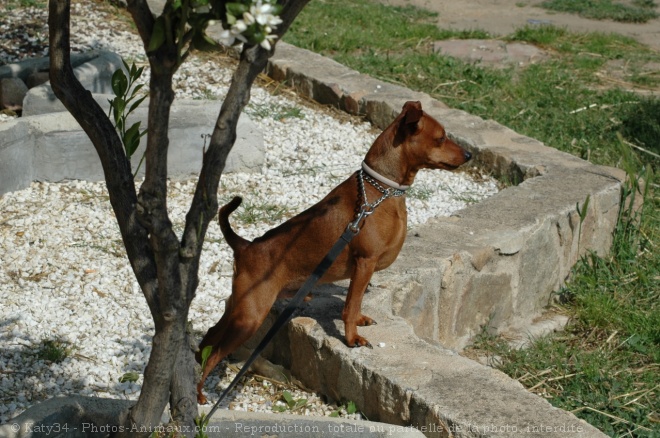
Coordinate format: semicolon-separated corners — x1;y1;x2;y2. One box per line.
0;0;499;423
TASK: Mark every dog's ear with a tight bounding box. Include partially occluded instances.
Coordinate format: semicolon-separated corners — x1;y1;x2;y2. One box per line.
402;101;423;125
393;101;423;147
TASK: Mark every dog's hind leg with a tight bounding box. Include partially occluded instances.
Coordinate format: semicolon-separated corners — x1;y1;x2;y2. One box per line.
196;286;278;404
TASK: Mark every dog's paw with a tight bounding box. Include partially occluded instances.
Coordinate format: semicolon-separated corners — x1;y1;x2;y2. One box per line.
197;393;208;405
347;335;373;349
357;315;377;326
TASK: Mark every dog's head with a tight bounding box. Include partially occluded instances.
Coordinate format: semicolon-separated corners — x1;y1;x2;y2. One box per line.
393;101;472;171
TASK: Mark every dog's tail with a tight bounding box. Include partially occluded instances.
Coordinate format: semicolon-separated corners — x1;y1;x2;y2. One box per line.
218;196;249;252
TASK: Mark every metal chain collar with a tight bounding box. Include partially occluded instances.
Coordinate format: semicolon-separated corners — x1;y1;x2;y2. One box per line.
347;169;406;233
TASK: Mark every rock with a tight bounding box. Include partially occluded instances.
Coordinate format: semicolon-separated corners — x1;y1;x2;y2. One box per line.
0;78;28;112
26;71;50;89
0;395;426;438
0;396;134;438
433;39;548;67
22;51;125;117
0;52;100;82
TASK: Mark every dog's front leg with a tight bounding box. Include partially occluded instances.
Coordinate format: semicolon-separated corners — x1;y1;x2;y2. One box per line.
342;256;378;348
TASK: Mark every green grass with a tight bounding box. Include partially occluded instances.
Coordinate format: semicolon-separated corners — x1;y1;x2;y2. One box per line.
541;0;659;23
0;0;46;12
35;339;72;363
285;1;659;435
246;102;305;120
230;200;291;225
285;0;491;55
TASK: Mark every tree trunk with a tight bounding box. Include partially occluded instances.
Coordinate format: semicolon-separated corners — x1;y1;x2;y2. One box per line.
48;0;311;436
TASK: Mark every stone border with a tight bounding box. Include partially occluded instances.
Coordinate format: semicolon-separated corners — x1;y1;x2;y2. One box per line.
249;42;619;436
0;396;425;438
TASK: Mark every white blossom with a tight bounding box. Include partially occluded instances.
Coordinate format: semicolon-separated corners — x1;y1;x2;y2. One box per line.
218;0;281;48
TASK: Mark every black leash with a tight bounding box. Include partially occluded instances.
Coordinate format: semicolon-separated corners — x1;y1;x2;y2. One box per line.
205;169;406;420
205;226;357;419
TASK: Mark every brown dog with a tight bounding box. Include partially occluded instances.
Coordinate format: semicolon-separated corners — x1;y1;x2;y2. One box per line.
196;101;471;403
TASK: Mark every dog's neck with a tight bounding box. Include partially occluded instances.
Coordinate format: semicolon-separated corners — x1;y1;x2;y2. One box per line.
364;132;419;187
361;162;410;191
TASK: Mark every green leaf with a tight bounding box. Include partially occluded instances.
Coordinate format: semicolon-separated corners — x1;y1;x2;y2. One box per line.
225;2;248;17
125;137;139;158
329;411;339;417
116;118;124;135
123;121;143;157
134;66;145;80
121;58;131;76
148;16;167;52
119;371;140;383
281;390;294;406
192;31;220;51
172;0;182;10
111;69;128;97
129;94;148;114
200;345;213;371
112;97;126;125
129;84;145;100
578;194;591;223
346;401;357;414
627;334;649;354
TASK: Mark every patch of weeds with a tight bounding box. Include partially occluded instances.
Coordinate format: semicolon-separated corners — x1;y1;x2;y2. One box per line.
194;413;209;438
272;390;308;413
495;170;523;188
233;200;291;225
194;89;220;100
630;67;660;89
119;372;140;383
35;339;72;363
17;0;46;8
453;192;486;205
406;185;434;201
330;400;360;418
619;97;660;169
246;103;304;120
71;239;126;258
7;269;49;283
507;25;568;46
540;0;659;23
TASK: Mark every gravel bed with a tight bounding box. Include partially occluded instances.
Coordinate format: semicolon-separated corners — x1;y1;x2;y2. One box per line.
0;0;499;423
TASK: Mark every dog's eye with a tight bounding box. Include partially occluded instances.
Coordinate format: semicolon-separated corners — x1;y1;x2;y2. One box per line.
436;136;445;146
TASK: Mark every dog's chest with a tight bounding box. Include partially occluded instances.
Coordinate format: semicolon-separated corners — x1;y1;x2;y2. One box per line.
372;201;407;271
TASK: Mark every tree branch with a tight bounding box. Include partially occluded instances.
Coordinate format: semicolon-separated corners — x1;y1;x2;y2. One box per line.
48;0;159;314
179;0;312;295
126;0;155;52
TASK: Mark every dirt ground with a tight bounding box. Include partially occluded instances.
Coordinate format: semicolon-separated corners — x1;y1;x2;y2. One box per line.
377;0;660;51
